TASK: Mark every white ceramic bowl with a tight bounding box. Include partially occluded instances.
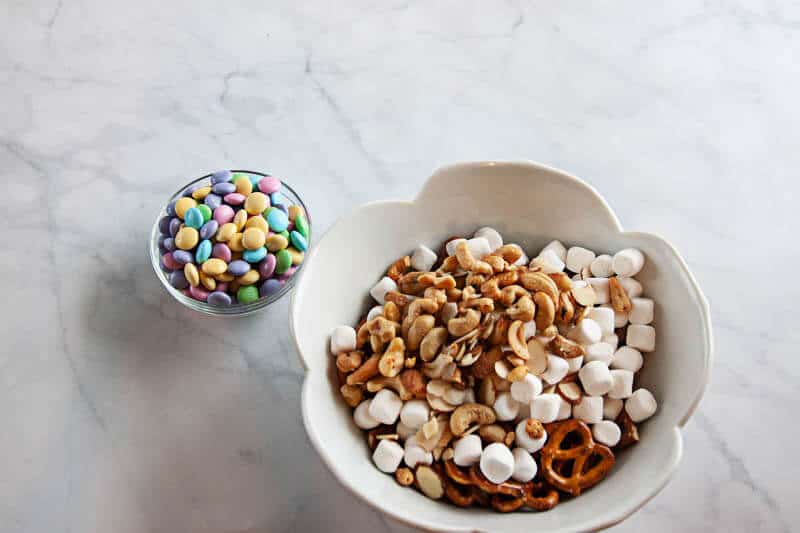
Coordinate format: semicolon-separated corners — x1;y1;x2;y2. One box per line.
290;161;712;532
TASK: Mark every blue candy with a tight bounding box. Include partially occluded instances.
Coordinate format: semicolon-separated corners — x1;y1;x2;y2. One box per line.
210;169;232;184
207;291;232;306
270;192;285;205
169;217;182;237
184;207;204;229
266;208;289;232
249;175;260;191
163;237;176;252
173;250;194;264
199;220;219;240
212;182;236;195
243;247;267;263
227;260;251;276
204;193;222;210
260;279;283;297
195;239;212;264
290;230;308;252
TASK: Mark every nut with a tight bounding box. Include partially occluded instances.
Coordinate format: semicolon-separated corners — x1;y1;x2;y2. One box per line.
450;403;496;436
504;431;516;447
383;301;400;323
420;327;448;362
556;292;575;326
478;312;498;340
387;256;411;281
424;352;455;379
477;378;496;406
395;467;414;486
404;356;416;368
548;272;573;292
427;379;466;412
507;365;528;382
519;271;559;302
499;285;529;306
494;244;523;264
489;315;511;345
368;316;397;344
419;272;457;290
423;287;448;308
367;374;412;400
421;415;440;439
402;298;439;337
339;384;363;407
494;270;520;288
398;271;427;295
571;284;597;307
378;337;406;377
459;343;483;367
609;276;633;313
526;338;548;375
400;369;426;399
472;345;505;379
356;322;370;348
415;465;445;500
465;273;486;287
384;291;414;307
447;309;481;337
550;335;585;358
485;254;506;273
525;418;545;439
462;297;494;314
416;414;449;451
533;291;556;330
446;287;462;301
507;295;535;322
442;448;455;462
346;354;380;385
480;278;501;300
336;351;363;373
557;381;583;405
508;320;530;359
478;423;506;443
407;314;436;351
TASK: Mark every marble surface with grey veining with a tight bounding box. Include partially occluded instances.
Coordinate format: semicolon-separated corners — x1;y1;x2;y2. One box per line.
1;1;798;531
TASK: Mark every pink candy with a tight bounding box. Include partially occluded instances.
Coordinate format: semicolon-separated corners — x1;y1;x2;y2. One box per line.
189;284;210;301
162;252;182;270
223;193;246;205
212;243;231;262
213;204;235;225
258;176;281;194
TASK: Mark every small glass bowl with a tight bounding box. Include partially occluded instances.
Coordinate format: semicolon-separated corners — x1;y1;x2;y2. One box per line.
149;170;311;317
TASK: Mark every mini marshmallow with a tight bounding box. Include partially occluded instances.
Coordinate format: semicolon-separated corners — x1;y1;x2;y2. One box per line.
467;237;492;260
608;369;634;399
618;277;643;298
588;307;615;335
541;355;570;384
530;393;561;423
493;392;520;421
440;302;458;325
514;419;548;452
509;244;529;266
373;439;404;473
566;246;596;273
523;320;537;340
556;396;572;420
511;374;543;403
539;240;567;263
480;443;515;484
474;227;503;252
627;324;656;352
445;238;467;256
573;396;603;424
354;400;380;429
625;389;657;422
366;305;384;322
569;318;602;345
399;399;430;429
566;355;584;374
370;276;398;304
411;244;438;272
532;249;565;274
579;360;613;396
590;254;614;278
330;325;357;355
368;389;402;425
396;421;417;441
603;397;624;420
404;436;433;468
612;248;645;278
592;420;621;447
453;434;483;467
611;346;644;372
511;448;538;482
602;333;619;350
585;342;614;365
586;277;610;304
629;297;654;325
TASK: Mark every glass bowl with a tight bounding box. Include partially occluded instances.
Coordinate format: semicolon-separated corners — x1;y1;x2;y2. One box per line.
149;170;311;317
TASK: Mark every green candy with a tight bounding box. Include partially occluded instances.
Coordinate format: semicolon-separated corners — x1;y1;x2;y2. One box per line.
275;249;292;275
197;204;212;223
231;172;246;183
295;214;309;239
237;285;259;304
279;230;290;240
263;206;274;218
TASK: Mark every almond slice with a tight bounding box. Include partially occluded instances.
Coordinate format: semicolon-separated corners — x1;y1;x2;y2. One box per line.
571;284;597;307
526;338;548;376
557;381;583;405
415;465;445;500
494;359;511;379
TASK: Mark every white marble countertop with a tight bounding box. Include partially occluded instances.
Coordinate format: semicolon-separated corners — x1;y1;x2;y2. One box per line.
2;1;797;531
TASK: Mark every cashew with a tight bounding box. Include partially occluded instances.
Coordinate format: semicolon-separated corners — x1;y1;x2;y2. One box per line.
445;287;462;302
439;255;460;273
450;403;497;436
367;374;411;400
508;320;530;359
548;272;573;292
397;271;427;295
499;285;529;306
400;369;426;399
519;271;559;302
368;316;397;343
378;337;405;377
356;322;370;348
533;291;556;330
402;298;439;338
383;301;400;323
556;291;575;326
339;384;363;407
480;277;501;300
462;297;494;314
609;276;633;313
423;287;447;308
424;352;454;379
484;254;506;273
506;295;535;322
384;290;414;308
346;354;380;385
478;423;506;443
495;270;519;288
420;327;448;362
407;314;435;351
465;273;487;287
489;315;510;346
395;467;414;486
447;309;481;337
419;272;457;290
549;335;585;358
336;350;363;373
386;256;411;281
494;244;523;264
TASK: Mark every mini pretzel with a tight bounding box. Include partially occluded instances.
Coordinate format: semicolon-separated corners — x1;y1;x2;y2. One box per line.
490;493;526;513
523;481;560;511
540;420;615;496
445;480;477;507
444;460;473;485
468;465;525;498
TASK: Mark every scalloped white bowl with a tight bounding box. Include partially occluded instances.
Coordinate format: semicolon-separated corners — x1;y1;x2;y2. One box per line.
290;161;712;532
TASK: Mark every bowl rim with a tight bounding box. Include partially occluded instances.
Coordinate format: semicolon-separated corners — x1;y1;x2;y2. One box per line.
290;160;714;531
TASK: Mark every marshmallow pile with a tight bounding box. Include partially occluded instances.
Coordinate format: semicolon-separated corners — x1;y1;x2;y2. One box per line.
329;227;658;511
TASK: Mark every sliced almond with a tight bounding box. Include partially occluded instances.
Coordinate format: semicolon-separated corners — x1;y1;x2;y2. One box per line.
421;417;439;440
415;465;445;500
571;284;597;307
494;359;511;379
580;265;591;280
550;335;585;358
525;338;548;375
427;395;456;413
557;381;583;405
506;354;527;367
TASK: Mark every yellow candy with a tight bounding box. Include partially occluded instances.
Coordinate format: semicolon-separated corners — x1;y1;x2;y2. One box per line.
201;258;228;276
184;263;200;287
265;234;289;252
288;205;304;222
245;215;269;234
237;269;260;285
199;271;216;291
288;247;304;265
175;227;199;250
228;233;245;252
214;272;235;282
242;227;266;250
233;209;248;231
175;197;197;219
216;223;237;242
235;176;253;195
191;186;212;200
244;192;269;215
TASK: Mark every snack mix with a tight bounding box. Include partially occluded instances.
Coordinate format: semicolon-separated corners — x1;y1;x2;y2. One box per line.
329;228;657;512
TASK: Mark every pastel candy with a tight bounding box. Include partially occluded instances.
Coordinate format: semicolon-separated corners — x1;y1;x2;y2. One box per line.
211;242;231;262
210;169;232;184
259;254;277;278
207;291;232;306
290;230;307;252
184;207;204;229
267;208;289;232
172;250;193;264
162;252;182;270
212;182;236;195
228;260;250;276
258;176;281;194
243;247;267;263
259;279;283;296
213;205;235;225
168;217;182;237
204;193;222;210
224;193;246;205
195;239;212;263
199;220;219;240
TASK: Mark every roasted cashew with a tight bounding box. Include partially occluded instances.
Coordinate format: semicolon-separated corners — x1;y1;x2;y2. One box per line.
419;272;457;290
549;334;585;358
447;308;481;337
402;297;439;338
423;287;447;308
378;337;406;377
367;373;411;400
383;301;400;323
449;403;496;436
548;272;573;292
424;352;455;379
420;327;448;362
480;277;501;300
462;297;494;314
484;254;506;274
499;285;529;306
407;314;435;351
489;315;511;346
336;350;363;373
494;244;523;264
507;295;535;322
519;271;559;302
339;384;363;407
508;320;530;359
400;369;427;399
533;291;556;330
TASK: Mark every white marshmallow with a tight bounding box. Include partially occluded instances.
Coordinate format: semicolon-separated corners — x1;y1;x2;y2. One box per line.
411;244;437;272
440;302;458;325
467;237;492;260
453;435;483;467
511;374;543;403
368;389;403;425
373;439;404;473
399;399;430;429
588;307;615;335
556;396;572;420
566;246;596;273
585;342;615;366
602;333;619;350
354;400;380;429
566;355;584;374
626;389;657;422
569;318;602;345
627;324;656;352
618;277;643;298
523;320;537;340
396;421;417;441
330;325;357;355
611;346;644;372
474;227;503;252
579;360;614;396
514;420;547;452
541;355;570;384
493;392;520;421
509;244;529;266
613;308;629;328
603;397;624;420
573;396;603;423
586;277;610;305
532;249;565;274
530;393;561;423
572;279;588;288
590;254;614;278
571;273;583;281
480;443;515;484
612;248;645;277
539;240;567;263
370;276;398;304
608;369;634;399
404;436;433;468
511;448;538;482
366;305;384;322
445;238;467;256
629;297;654;325
592;420;621;447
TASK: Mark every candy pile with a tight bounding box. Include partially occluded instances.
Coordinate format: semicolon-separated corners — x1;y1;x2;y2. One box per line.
157;170;309;306
329;228;657;512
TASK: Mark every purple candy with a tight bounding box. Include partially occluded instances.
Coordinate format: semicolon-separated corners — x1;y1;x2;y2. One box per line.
169;217;182;237
216;282;229;293
212;182;236;195
204;193;222;210
259;254;277;278
166;199;177;216
207;291;232;306
169;270;189;289
162;252;182;270
158;216;172;235
278;266;297;282
223;193;246;205
258;176;281;194
212;243;231;262
199;220;219;240
189;284;210;301
158;235;168;253
163;237;176;252
173;250;194;264
211;170;232;184
227;260;250;276
259;279;283;297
